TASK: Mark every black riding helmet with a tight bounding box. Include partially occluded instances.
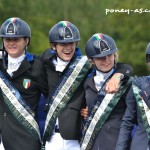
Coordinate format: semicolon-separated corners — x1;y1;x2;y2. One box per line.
0;17;31;41
0;17;31;68
85;33;118;58
49;21;80;43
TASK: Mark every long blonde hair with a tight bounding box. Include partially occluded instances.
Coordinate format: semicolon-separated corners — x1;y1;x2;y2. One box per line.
114;52;119;62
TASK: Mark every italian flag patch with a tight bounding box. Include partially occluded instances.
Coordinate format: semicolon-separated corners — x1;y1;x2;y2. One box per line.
23;79;31;89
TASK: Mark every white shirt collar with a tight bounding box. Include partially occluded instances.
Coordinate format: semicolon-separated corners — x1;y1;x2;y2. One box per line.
8;54;25;64
53;57;69;72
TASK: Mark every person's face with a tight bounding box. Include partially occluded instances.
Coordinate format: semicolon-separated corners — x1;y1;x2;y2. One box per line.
92;54;115;72
3;37;28;58
53;42;76;61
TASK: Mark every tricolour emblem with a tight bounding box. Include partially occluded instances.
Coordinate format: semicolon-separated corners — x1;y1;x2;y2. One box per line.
23;79;31;89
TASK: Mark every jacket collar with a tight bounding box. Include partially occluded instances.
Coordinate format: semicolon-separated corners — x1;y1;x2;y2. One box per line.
86;71;98;92
11;53;33;79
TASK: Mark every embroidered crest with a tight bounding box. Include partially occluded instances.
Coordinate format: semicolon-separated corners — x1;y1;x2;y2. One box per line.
23;79;31;89
6;18;17;35
93;34;110;54
58;21;73;40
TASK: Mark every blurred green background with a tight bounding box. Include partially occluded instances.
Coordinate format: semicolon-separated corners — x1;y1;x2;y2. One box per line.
0;0;150;75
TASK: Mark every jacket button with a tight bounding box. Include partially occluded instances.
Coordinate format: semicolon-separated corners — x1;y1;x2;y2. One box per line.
4;112;7;117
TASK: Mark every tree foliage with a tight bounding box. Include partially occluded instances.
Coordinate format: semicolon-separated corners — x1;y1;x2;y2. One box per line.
0;0;150;75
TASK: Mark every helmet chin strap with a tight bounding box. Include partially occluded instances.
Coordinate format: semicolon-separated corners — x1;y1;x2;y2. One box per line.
2;51;7;69
146;54;150;63
21;38;29;55
1;40;7;69
24;38;29;53
24;45;28;53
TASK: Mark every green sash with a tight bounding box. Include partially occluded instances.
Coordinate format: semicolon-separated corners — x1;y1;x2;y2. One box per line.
80;78;131;150
42;56;91;148
132;84;150;139
0;70;41;142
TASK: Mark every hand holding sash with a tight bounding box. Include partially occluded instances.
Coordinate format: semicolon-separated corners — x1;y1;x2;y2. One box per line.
81;106;88;119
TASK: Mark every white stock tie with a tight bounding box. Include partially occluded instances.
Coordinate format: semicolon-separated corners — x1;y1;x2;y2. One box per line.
54;57;69;72
94;69;114;91
7;54;25;76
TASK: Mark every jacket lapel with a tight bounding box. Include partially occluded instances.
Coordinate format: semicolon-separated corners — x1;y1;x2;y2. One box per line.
87;74;98;92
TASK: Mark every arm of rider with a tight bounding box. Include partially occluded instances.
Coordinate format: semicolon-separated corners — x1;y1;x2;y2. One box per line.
80;106;88;119
106;73;124;94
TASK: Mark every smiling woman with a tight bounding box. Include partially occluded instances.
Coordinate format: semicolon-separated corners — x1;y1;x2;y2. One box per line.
40;20;89;150
80;33;133;150
0;17;48;150
49;21;80;62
